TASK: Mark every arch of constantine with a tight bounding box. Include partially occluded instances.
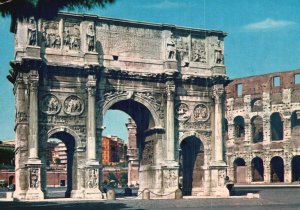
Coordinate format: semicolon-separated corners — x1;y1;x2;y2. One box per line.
9;12;229;200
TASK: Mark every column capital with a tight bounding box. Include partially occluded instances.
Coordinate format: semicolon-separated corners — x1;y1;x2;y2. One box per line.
212;85;224;104
166;82;175;101
86;75;97;96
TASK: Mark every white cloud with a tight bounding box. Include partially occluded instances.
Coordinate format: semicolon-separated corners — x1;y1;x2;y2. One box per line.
244;18;296;31
144;0;188;9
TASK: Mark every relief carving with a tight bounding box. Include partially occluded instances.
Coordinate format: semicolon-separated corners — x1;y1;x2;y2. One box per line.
87;168;98;189
140;140;154;165
194;104;210;121
86;24;95;51
28;17;37;46
41;94;61;115
192;40;206;63
164;170;178;188
176;103;190;121
64;96;84;115
29;168;39;189
42;21;61;49
64;22;81;50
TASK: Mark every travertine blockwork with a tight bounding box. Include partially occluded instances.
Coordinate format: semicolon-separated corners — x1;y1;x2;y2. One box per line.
10;12;229;200
225;70;300;184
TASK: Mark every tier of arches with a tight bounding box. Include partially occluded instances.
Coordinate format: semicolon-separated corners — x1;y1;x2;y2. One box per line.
232;156;300;183
225;110;300;142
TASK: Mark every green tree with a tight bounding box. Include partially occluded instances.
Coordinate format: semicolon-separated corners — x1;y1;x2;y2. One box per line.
120;173;128;187
0;0;115;20
108;172;118;187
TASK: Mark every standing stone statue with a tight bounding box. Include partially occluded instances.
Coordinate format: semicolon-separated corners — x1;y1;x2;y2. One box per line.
166;35;176;60
215;40;224;64
28;17;37;46
86;24;95;51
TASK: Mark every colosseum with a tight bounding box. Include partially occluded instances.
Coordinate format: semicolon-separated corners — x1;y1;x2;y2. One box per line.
225;69;300;184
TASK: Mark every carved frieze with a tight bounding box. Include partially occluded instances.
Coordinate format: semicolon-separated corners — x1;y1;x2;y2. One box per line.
64;96;84;115
41;94;61;115
175;103;190;121
192;39;206;63
28;17;37;46
63;22;81;50
193;103;210;122
42;21;61;49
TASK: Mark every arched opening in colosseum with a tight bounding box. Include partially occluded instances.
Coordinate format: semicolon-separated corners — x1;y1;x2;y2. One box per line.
223;118;229;141
180;136;204;196
270;113;283;141
233;158;246;183
291;111;300;139
251;157;264;182
46;132;75;198
251;98;263;112
234;116;245;139
251;116;263;143
292;156;300;182
270;156;284;182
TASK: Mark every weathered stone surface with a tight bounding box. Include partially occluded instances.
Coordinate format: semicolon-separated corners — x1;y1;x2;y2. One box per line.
11;12;229;200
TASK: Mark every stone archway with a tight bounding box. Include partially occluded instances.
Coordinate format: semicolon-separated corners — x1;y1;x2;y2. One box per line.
179;136;204;196
270;156;284;182
291;156;300;182
251;157;264;182
100;97;166;194
233;158;246;183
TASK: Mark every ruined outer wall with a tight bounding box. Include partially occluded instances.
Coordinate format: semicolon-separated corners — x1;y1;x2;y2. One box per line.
225;69;300;183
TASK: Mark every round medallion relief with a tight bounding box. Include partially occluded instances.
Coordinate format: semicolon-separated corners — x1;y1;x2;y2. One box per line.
64;96;84;115
175;103;190;121
41;94;61;115
193;104;210;121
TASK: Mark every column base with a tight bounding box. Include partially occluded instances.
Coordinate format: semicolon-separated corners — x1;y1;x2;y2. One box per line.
25;189;44;200
70;190;85;199
13;190;27;201
84;189;104;199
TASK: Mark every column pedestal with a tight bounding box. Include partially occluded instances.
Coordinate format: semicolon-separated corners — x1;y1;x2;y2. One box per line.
209;165;229;197
84;164;104;199
25;164;44;200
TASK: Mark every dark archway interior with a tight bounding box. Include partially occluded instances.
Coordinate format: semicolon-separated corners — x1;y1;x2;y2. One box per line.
270;156;284;182
234;116;245;138
180;136;204;196
292;156;300;182
9;176;14;185
252;116;263;143
49;132;75;198
251;157;264;182
270;113;283;141
109;99;154;161
291;111;300;138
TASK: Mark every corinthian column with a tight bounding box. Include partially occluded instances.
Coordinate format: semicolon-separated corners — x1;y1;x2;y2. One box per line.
213;85;226;165
86;75;97;162
166;81;175;162
28;73;40;162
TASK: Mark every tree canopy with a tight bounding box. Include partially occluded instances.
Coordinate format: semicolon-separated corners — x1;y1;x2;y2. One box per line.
0;0;115;20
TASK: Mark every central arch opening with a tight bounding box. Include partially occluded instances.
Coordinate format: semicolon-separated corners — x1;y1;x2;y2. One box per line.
179;136;204;196
102;98;157;194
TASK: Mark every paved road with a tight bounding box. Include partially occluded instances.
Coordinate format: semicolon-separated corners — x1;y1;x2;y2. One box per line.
1;186;300;210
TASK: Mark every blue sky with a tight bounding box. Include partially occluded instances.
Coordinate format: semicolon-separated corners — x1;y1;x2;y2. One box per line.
1;0;300;141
